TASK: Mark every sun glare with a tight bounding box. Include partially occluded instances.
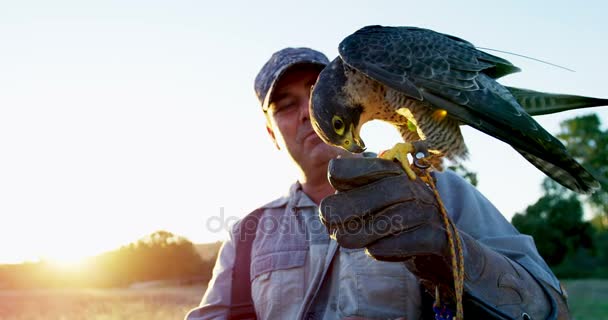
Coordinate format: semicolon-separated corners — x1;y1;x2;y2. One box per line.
46;260;86;273
43;253;89;271
51;258;84;269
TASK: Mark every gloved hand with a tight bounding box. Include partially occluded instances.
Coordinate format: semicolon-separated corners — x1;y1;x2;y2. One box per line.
320;157;571;319
319;157;455;292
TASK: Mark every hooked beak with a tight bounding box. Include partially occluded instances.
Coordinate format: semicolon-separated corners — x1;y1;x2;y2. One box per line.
342;124;366;153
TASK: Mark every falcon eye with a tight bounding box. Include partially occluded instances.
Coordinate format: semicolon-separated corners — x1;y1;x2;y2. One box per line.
332;115;345;135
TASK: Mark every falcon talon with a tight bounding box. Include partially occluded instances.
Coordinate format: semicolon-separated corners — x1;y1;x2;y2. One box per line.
376;142;418;180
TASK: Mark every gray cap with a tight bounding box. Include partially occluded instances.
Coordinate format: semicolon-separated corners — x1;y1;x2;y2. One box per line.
254;47;329;111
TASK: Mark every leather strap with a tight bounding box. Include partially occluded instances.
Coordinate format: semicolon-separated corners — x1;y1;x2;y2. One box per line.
228;209;264;320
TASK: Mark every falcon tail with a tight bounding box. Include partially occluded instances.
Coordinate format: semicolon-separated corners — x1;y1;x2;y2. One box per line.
513;147;600;194
506;86;608;116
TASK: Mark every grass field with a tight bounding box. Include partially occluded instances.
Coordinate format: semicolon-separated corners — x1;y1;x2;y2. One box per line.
0;285;206;320
0;280;605;319
563;279;608;320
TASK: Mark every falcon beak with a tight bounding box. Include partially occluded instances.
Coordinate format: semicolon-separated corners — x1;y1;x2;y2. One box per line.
343;124;366;153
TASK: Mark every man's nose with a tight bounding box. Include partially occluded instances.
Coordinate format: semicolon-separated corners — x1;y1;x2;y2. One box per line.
298;98;310;122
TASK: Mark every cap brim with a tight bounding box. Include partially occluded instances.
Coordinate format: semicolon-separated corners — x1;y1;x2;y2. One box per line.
261;61;327;112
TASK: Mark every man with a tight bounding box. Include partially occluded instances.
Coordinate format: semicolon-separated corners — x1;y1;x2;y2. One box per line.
186;47;570;319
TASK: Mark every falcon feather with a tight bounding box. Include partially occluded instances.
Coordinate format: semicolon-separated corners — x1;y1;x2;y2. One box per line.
310;25;605;194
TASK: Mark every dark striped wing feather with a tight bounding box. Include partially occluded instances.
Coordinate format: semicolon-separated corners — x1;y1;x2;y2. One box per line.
339;25;599;193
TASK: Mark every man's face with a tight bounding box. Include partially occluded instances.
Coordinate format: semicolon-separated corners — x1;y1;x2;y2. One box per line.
266;65;344;172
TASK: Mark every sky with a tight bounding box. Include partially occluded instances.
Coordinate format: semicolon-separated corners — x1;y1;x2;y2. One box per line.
1;0;607;264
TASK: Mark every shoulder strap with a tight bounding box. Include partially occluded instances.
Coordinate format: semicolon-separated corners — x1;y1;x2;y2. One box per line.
228;208;264;320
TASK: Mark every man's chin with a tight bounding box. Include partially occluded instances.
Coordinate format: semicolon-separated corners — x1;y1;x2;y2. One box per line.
308;138;345;159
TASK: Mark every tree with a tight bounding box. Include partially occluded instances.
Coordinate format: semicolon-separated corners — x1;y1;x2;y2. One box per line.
556;114;608;217
124;230;206;282
512;178;594;266
90;230;208;286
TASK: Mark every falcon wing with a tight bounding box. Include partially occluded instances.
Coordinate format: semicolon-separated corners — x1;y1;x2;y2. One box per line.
339;25;598;193
340;26;560;151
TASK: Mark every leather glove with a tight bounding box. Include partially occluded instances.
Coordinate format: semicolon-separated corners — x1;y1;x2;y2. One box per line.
320;157;454;288
320;157;571;319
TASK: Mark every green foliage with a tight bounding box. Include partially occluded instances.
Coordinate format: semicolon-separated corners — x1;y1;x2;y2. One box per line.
557;114;608;215
511;183;608;278
512;180;593;266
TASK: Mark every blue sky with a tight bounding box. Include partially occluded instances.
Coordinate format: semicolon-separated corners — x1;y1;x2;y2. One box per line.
1;0;606;263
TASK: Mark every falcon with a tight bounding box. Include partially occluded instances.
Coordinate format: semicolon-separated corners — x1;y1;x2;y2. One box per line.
310;25;604;194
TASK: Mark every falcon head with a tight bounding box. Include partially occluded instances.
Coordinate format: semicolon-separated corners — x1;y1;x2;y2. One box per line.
310;58;365;153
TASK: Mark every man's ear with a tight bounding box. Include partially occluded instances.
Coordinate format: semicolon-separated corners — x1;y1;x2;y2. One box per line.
266;124;280;150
